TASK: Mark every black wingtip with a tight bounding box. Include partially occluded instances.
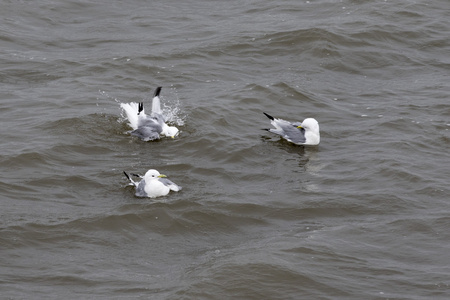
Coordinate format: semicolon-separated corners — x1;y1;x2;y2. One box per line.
130;173;141;178
263;112;274;120
262;128;270;131
153;86;162;97
138;102;144;115
123;171;131;181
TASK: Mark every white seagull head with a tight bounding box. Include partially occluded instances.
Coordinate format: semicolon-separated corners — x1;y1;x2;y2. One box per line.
298;118;320;145
162;125;179;138
144;169;166;181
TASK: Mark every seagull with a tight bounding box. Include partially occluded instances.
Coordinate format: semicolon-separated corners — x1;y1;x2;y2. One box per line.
123;169;182;198
120;87;179;141
263;112;320;145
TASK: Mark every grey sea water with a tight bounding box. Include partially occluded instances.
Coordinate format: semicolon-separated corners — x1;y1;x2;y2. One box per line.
1;0;449;299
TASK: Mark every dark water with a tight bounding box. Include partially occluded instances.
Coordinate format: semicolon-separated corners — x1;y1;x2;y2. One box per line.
1;0;449;299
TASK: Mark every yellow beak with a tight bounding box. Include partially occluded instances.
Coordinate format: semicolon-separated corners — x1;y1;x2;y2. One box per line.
158;174;167;178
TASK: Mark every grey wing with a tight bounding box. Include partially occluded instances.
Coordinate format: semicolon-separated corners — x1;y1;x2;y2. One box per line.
269;120;306;144
158;178;182;191
135;180;148;197
138;117;163;130
280;125;306;144
131;126;161;141
150;112;166;124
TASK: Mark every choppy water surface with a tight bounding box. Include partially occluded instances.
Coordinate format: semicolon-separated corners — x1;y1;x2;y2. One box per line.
1;0;449;299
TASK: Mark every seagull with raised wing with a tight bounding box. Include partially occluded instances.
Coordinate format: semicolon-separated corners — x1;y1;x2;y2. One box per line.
120;87;179;141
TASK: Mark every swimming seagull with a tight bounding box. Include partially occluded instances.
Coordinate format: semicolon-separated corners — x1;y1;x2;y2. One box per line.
120;87;179;141
263;112;320;145
123;169;182;198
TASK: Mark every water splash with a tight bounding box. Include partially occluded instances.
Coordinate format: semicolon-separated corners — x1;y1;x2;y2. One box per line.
98;90;128;124
162;100;186;127
159;89;186;127
106;90;186;127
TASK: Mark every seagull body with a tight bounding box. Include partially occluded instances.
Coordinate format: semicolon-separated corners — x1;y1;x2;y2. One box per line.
263;112;320;145
120;87;179;141
124;169;182;198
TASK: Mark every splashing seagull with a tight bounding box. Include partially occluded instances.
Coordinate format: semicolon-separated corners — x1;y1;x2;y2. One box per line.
120;87;179;141
123;169;182;198
263;112;320;145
